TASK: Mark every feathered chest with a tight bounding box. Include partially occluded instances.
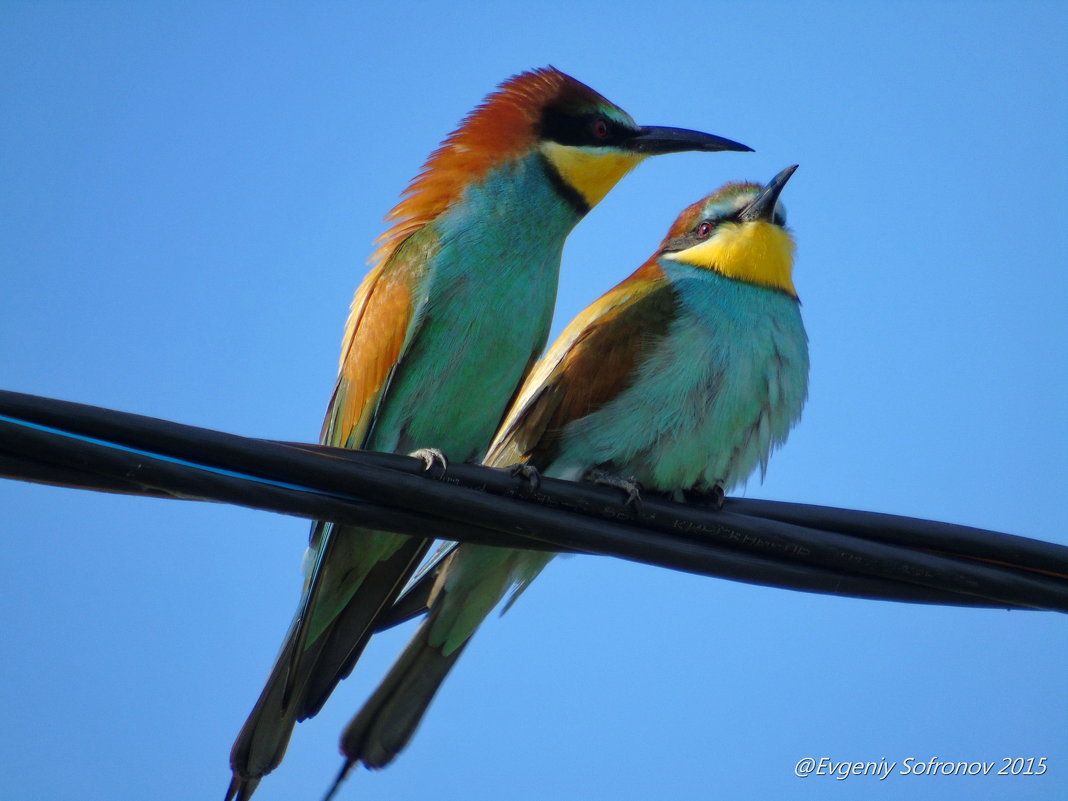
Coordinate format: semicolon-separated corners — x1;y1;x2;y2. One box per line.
367;154;583;457
554;272;809;492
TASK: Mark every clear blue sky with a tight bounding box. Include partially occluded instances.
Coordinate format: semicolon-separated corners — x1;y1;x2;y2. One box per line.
1;3;1065;800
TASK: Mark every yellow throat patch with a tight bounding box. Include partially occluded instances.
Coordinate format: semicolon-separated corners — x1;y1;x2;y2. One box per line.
540;142;644;208
666;220;797;296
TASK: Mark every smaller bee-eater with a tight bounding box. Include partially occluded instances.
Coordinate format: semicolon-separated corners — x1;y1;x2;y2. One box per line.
336;166;809;775
227;67;751;799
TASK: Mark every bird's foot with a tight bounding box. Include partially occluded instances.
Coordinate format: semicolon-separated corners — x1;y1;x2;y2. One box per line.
683;484;725;511
409;447;448;475
508;463;542;494
586;470;643;513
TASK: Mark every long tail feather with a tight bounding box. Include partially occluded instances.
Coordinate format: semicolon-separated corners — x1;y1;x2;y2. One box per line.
224;774;260;801
227;533;431;795
300;537;431;717
340;609;468;770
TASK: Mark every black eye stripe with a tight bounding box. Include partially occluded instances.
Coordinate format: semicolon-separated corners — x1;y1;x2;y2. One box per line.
539;107;632;147
694;212;741;236
664;194;784;254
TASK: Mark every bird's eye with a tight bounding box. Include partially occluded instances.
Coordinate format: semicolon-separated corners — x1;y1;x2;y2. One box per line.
696;221;714;238
591;118;610;139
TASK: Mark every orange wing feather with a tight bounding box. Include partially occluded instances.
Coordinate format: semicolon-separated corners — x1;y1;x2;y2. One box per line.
322;262;413;448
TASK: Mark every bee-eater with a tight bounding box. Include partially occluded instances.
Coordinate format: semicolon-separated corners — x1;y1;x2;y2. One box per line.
336;166;808;774
226;67;751;799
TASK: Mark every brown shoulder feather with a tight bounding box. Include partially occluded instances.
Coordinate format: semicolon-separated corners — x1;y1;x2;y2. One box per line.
488;262;676;468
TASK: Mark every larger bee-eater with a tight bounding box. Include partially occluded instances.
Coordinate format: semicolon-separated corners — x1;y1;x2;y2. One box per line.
226;67;751;799
336;167;808;774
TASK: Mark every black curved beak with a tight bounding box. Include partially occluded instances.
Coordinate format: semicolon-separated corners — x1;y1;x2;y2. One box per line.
740;165;798;222
625;125;753;155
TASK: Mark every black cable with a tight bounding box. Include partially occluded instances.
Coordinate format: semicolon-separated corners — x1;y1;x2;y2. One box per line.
1;389;1066;613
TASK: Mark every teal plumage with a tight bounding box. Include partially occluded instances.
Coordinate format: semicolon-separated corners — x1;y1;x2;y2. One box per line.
361;153;575;458
338;167;808;773
550;266;808;490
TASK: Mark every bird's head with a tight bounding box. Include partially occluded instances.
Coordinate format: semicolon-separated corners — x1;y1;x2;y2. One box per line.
372;67;751;265
659;165;799;297
531;69;752;211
